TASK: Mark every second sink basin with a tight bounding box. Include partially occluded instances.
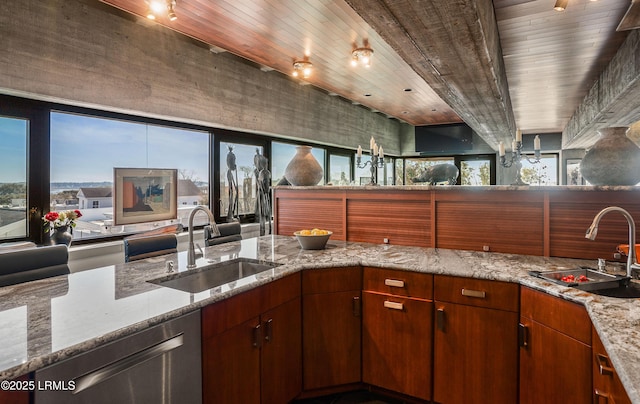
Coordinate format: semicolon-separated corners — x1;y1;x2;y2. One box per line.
149;258;281;293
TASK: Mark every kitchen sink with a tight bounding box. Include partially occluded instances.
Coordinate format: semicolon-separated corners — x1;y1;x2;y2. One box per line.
530;268;640;298
149;258;281;293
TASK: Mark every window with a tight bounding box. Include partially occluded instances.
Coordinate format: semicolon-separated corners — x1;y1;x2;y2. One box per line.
329;154;352;185
520;154;558;185
0;116;28;240
271;141;326;186
404;157;455;185
219;142;264;219
457;155;495;185
50;111;209;240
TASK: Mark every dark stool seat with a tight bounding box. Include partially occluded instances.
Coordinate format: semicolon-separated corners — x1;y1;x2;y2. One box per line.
124;234;178;262
0;244;70;287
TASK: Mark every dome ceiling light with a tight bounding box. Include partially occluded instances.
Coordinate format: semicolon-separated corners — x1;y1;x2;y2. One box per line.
351;40;374;68
292;59;313;79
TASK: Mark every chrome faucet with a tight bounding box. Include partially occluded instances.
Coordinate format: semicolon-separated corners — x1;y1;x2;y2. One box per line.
585;206;640;279
187;205;220;269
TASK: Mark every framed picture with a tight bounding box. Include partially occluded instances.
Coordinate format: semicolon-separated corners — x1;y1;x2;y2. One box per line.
114;168;178;225
566;159;584;185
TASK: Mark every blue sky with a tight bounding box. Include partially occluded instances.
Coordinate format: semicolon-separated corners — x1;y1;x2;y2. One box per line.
50;112;209;183
0;116;28;183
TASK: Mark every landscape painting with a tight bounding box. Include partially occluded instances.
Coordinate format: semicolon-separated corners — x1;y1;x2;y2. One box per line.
114;168;177;225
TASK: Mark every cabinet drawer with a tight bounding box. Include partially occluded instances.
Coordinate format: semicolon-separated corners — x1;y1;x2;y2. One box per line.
302;266;362;294
521;287;590;345
363;267;432;300
434;275;519;312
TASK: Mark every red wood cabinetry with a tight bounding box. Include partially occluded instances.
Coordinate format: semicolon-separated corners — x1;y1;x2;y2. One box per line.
302;267;362;394
0;374;31;404
362;267;433;401
593;327;632;404
519;287;592;404
202;273;301;404
433;276;519;404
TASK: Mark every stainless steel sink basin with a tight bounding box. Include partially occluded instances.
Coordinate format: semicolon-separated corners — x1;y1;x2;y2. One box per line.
149;258;280;293
529;267;640;298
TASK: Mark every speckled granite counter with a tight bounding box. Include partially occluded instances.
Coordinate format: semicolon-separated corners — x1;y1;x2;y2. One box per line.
1;236;639;402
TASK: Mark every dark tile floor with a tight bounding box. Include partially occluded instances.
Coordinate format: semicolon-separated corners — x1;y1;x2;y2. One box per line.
292;390;404;404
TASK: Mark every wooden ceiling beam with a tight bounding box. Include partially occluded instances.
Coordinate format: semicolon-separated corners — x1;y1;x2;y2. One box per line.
344;0;516;149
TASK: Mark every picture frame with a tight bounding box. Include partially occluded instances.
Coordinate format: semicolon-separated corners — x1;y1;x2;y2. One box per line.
565;159;584;185
113;168;178;225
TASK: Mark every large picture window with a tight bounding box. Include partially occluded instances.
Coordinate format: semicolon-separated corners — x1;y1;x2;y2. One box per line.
50;112;209;240
271;141;326;186
0;116;28;240
219;142;264;220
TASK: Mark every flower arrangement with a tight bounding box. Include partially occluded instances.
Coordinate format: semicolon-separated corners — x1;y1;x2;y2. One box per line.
43;209;83;232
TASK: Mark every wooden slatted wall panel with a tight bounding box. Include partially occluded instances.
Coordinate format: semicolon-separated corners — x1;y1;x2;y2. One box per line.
435;191;545;255
548;191;640;260
275;192;345;239
346;192;430;247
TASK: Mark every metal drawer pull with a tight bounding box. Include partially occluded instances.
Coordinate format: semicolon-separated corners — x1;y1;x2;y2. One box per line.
594;389;610;402
596;353;614;376
73;334;184;394
461;288;486;298
384;279;405;288
383;301;404;310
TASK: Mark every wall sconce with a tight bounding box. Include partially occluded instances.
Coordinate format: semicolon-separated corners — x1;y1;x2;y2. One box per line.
553;0;569;11
292;59;313;78
351;45;374;68
146;0;177;21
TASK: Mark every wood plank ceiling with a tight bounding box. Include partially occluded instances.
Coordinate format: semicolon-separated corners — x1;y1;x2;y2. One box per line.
100;0;633;150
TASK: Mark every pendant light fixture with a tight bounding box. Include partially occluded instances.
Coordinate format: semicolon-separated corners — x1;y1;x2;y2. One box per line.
553;0;569;11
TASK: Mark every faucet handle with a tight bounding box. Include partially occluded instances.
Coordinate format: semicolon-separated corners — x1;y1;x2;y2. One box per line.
597;258;607;273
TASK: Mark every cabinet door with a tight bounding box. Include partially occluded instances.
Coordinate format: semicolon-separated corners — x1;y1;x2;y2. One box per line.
0;374;30;404
303;290;361;390
362;292;433;401
519;319;591;404
202;316;261;404
433;302;518;404
261;297;302;404
593;328;632;404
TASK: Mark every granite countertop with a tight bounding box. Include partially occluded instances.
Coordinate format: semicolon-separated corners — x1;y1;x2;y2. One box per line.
1;235;639;402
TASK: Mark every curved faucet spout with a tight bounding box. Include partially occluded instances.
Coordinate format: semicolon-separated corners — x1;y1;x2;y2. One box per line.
586;206;639;278
187;206;219;269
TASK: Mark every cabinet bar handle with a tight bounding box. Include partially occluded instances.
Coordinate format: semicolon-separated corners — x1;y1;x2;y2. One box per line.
353;296;361;317
461;288;486;299
594;389;610;403
436;307;445;332
264;318;273;343
384;279;405;288
253;324;262;348
596;353;614;376
518;323;528;348
383;300;404;311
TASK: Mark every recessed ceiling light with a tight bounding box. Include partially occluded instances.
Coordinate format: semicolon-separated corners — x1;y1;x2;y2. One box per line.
403;88;413;92
402;111;409;114
364;93;371;97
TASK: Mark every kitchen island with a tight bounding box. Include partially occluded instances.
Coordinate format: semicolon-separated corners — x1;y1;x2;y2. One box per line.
1;235;639;402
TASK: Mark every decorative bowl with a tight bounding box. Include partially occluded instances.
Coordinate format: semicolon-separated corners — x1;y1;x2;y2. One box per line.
294;230;333;250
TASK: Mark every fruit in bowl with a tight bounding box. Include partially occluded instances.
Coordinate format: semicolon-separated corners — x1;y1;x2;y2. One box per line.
294;228;333;250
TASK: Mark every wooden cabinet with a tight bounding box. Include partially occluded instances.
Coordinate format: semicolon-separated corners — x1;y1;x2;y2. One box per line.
302;267;362;393
202;273;301;404
362;267;433;401
593;327;632;404
433;276;519;404
0;374;31;404
434;190;545;255
519;287;592;404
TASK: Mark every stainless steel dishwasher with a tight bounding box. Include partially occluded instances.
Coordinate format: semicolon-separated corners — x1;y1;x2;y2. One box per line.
35;310;201;404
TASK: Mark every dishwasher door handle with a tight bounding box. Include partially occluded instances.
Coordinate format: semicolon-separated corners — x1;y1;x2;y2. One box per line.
73;333;184;394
